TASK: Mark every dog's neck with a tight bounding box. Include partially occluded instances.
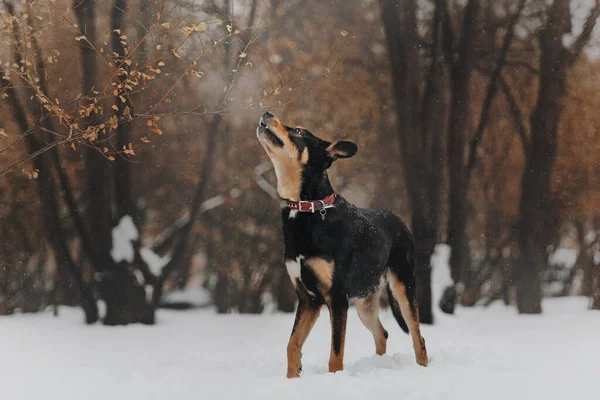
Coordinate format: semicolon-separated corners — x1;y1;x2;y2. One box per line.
278;170;334;201
297;170;334;201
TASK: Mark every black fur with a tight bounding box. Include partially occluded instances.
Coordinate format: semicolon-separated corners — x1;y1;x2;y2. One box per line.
283;198;417;302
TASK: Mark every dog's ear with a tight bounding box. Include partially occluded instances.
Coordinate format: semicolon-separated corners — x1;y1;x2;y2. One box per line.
326;141;358;160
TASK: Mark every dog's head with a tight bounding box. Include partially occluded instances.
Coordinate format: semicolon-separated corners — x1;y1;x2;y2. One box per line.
256;111;357;200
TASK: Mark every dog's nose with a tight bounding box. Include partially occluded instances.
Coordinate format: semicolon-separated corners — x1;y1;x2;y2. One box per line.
263;111;274;119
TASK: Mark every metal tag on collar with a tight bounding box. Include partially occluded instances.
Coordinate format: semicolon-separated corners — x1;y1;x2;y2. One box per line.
318;200;327;220
320;209;327;220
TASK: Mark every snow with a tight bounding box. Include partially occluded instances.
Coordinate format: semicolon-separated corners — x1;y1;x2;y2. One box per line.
110;215;139;263
162;286;212;307
1;242;599;400
431;244;453;304
1;298;598;400
549;248;579;269
563;0;600;59
139;247;170;276
585;230;596;244
200;195;226;212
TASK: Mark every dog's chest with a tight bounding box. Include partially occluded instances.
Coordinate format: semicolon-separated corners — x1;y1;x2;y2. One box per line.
285;255;334;298
285;214;344;254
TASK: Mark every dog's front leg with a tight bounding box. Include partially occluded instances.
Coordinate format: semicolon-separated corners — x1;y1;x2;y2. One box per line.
287;297;320;378
328;296;348;373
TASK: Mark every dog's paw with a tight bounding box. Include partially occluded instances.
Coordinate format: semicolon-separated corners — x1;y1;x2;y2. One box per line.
328;360;344;373
287;357;302;378
286;369;301;379
416;337;428;367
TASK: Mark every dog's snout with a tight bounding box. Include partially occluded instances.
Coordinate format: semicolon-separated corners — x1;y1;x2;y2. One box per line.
260;111;275;128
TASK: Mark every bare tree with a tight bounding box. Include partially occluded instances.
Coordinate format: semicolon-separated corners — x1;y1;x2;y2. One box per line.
517;0;600;313
380;0;446;323
2;1;99;323
1;0;251;324
440;0;525;313
442;0;479;312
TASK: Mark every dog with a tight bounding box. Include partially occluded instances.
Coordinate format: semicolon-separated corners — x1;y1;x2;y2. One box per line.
256;112;428;378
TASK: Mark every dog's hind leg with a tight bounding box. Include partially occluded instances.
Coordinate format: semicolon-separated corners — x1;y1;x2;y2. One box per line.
287;297;321;378
387;269;428;367
355;290;388;355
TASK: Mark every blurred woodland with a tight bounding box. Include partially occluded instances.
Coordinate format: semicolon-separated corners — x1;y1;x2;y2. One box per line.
0;0;599;325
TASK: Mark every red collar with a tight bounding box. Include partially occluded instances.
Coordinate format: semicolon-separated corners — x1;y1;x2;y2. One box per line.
286;193;336;215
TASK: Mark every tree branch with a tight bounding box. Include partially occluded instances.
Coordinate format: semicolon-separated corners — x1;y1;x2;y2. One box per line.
419;0;443;152
498;74;530;155
151;4;262;304
440;0;456;68
379;0;421;203
475;51;539;75
569;0;600;64
25;6;106;275
466;0;526;175
254;162;279;200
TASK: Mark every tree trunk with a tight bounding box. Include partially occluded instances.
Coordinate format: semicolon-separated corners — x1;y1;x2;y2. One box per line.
412;213;436;324
214;270;231;314
516;0;571;314
2;39;99;322
274;268;296;312
75;0;154;324
112;0;136;221
582;255;594;297
98;269;155;325
447;209;471;301
30;141;99;323
591;262;600;310
380;0;443;323
73;1;114;262
516;0;600;313
576;219;596;297
444;0;478;308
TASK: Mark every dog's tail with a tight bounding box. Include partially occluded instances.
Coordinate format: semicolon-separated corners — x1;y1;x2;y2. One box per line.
386;284;409;334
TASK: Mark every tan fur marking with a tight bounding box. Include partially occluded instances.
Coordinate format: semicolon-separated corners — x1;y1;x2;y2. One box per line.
355;294;388;355
261;116;303;200
266;116;288;138
300;147;309;164
387;271;428;367
287;306;321;378
306;257;334;290
326;142;341;158
328;310;347;373
272;155;302;200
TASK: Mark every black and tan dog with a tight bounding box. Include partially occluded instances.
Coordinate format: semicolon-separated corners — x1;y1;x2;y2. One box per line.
256;112;428;378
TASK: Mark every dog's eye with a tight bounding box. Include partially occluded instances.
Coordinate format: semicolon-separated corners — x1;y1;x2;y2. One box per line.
290;128;303;137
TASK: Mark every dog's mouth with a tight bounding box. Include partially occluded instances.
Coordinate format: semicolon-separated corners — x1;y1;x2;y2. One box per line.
257;119;284;148
257;126;285;149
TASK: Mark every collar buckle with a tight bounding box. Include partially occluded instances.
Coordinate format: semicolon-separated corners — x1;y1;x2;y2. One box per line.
299;200;315;213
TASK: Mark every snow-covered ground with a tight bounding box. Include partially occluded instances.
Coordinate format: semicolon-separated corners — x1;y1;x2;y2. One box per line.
1;297;598;400
1;244;599;400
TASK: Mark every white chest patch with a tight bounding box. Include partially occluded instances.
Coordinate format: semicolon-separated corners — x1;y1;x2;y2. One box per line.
289;209;299;219
285;255;317;297
285;256;303;281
